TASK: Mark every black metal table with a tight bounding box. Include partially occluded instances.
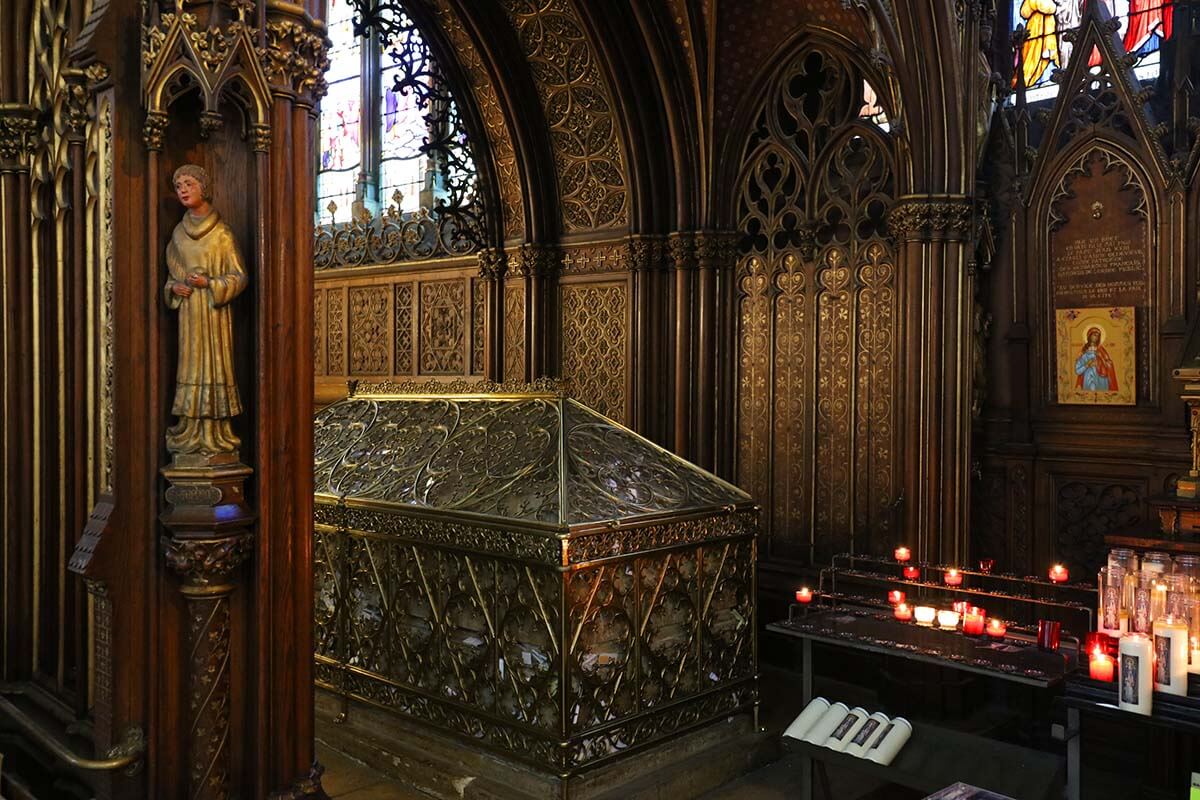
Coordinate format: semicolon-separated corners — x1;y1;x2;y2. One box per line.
767;608;1070;800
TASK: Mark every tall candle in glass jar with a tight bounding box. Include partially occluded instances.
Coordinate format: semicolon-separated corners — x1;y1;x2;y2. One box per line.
1153;616;1190;696
1119;633;1154;716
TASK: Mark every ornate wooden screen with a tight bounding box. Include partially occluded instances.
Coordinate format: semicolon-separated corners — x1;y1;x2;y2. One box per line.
735;44;897;564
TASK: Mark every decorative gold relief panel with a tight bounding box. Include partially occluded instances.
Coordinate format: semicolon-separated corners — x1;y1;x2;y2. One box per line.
504;281;526;382
560;281;629;423
349;287;391;375
735;45;896;563
314;287;325;376
419;280;467;374
395;283;413;375
498;0;629;231
327;288;347;375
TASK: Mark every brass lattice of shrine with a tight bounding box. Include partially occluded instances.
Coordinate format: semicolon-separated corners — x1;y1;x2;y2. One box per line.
313;384;758;774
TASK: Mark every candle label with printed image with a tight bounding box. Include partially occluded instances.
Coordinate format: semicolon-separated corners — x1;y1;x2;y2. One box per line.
1155;634;1171;686
830;713;861;741
868;723;895;750
852;718;881;746
1121;653;1139;705
1134;588;1151;633
1103;586;1120;630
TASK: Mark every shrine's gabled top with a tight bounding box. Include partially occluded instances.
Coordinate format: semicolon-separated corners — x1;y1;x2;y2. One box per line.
313;389;751;529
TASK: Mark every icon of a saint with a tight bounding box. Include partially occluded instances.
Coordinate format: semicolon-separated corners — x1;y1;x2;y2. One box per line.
163;164;248;457
1074;326;1118;392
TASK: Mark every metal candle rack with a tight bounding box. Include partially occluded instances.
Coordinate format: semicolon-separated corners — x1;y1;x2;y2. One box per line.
802;553;1096;664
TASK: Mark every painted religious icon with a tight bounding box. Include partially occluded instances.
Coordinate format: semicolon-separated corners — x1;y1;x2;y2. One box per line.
164;164;248;457
1055;306;1136;405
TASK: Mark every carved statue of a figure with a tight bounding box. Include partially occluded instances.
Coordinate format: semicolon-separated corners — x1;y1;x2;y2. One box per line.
164;164;248;456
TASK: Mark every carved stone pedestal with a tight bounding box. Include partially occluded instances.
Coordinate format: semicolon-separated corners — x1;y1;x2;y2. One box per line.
160;459;254;800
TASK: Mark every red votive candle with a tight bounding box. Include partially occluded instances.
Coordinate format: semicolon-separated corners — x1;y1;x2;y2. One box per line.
986;618;1007;640
894;602;913;622
978;558;995;575
1049;564;1069;584
894;546;911;563
1037;619;1061;652
795;588;813;604
952;600;969;615
902;565;921;580
944;569;963;587
1089;648;1115;682
1085;632;1116;658
888;590;906;606
963;608;986;636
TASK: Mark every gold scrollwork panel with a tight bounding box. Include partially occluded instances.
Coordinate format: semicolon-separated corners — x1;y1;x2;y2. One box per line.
735;44;897;564
560;280;629;423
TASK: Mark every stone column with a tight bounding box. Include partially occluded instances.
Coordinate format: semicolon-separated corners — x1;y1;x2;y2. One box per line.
889;195;975;564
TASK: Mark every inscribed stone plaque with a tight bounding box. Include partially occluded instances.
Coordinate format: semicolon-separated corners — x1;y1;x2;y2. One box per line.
1050;151;1149;308
1055;306;1136;406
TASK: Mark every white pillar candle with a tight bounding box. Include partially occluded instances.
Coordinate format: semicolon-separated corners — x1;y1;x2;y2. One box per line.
914;606;936;626
801;702;849;745
844;712;890;758
824;706;869;751
865;716;913;766
1153;617;1190;696
783;697;830;741
1119;633;1154;716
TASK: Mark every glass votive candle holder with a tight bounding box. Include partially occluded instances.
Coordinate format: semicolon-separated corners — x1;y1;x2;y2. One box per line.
937;609;960;630
1049;564;1069;584
1088;648;1115;682
894;546;911;563
888;590;906;605
963;608;986;636
978;558;995;575
943;569;963;587
1037;619;1061;652
986;618;1007;640
902;565;921;580
914;606;936;626
795;588;813;604
952;600;969;615
894;603;913;622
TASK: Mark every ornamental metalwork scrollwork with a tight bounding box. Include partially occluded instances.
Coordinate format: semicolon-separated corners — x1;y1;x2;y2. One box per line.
339;0;486;260
736;44;897;563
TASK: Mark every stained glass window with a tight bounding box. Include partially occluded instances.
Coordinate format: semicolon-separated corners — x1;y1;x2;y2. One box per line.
1012;0;1172;103
859;80;889;129
314;0;482;255
316;0;361;223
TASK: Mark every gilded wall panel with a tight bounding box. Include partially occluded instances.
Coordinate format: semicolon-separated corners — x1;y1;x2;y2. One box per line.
314;287;325;376
499;0;628;231
395;283;413;375
419;280;467;374
349;286;391;375
471;278;485;375
328;287;347;375
504;281;526;382
735;45;896;563
560;282;628;422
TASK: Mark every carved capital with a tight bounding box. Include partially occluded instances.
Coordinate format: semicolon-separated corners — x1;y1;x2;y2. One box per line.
142;111;169;151
162;534;254;588
626;235;662;272
668;232;696;271
694;231;740;268
249;123;272;152
258;15;331;105
887;196;975;242
0;105;40;170
515;243;559;278
477;247;507;281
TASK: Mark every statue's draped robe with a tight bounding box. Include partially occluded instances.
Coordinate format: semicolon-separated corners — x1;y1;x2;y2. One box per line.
164;210;248;454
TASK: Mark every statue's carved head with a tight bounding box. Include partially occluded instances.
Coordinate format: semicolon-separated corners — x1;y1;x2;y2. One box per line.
172;164;212;204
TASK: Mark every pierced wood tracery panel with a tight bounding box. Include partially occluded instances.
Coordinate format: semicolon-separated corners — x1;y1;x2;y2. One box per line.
561;281;628;423
504;281;526;382
349;286;391;375
327;288;347;375
735;45;896;564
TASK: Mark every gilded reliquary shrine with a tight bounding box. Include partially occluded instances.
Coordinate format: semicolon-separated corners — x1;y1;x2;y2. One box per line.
311;384;758;775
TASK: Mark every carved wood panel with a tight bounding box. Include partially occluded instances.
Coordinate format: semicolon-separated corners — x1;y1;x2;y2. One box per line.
395;283;413;375
1053;476;1145;578
349;286;391;375
419;280;466;374
327;287;346;375
560;280;629;423
472;278;485;375
504;280;526;382
734;44;896;564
